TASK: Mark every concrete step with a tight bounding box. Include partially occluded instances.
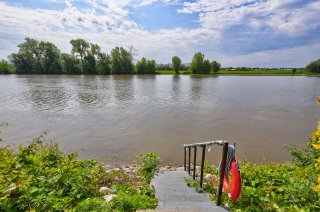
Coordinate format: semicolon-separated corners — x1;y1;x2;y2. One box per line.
151;171;229;212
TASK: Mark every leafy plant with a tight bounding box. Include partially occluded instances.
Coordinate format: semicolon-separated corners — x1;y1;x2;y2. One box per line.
0;133;158;211
136;152;160;183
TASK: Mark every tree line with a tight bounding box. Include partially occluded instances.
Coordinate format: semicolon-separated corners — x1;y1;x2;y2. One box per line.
0;38;223;75
2;37;319;75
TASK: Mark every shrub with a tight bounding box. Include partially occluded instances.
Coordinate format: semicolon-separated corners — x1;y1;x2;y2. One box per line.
0;133;158;211
136;152;160;183
0;133;108;211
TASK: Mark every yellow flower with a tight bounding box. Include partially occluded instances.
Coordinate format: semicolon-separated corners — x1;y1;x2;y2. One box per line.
317;97;320;105
312;143;320;150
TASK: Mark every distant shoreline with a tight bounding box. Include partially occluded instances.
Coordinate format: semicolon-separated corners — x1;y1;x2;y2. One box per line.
1;70;320;76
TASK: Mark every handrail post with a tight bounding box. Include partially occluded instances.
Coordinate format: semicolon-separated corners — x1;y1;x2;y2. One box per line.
193;146;197;180
184;147;187;171
188;147;191;175
200;146;206;188
216;142;229;206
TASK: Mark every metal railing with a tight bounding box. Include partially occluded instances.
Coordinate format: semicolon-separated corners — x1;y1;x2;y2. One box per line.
183;140;229;206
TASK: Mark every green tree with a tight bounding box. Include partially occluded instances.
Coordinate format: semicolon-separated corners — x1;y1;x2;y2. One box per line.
136;57;147;74
96;53;111;74
190;52;204;74
9;38;62;74
111;47;134;74
146;59;156;74
172;56;182;74
211;61;221;73
305;59;320;73
9;38;38;74
0;60;14;74
202;59;211;74
39;41;62;74
136;58;156;74
70;39;89;73
89;43;101;58
61;53;81;74
83;54;96;74
190;52;211;74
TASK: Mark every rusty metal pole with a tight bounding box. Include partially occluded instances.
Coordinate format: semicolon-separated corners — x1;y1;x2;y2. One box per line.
200;146;206;188
193;146;197;180
216;142;229;206
184;147;187;171
188;147;191;175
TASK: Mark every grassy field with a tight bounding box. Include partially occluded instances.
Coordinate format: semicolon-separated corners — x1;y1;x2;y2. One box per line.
156;69;320;76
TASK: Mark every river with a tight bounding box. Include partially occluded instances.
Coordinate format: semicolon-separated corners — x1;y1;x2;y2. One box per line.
0;75;319;164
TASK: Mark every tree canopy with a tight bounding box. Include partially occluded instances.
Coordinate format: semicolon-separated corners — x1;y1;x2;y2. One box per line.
136;57;156;74
211;61;221;73
305;59;320;73
7;37;225;75
172;56;182;74
190;52;211;74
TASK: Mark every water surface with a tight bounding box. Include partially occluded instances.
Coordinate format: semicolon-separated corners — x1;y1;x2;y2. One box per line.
0;75;319;164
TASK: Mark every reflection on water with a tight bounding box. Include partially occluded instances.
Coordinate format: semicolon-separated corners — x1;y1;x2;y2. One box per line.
113;76;135;104
0;75;320;165
25;76;70;111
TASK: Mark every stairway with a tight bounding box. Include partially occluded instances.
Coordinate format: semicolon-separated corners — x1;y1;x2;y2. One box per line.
150;171;228;212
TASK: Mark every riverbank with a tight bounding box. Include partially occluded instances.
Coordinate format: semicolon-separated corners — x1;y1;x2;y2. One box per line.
2;69;320;76
156;69;320;75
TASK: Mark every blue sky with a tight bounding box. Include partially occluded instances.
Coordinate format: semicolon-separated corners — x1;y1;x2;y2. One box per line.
0;0;319;67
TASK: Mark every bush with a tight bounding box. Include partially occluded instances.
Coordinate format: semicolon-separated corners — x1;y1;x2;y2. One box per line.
136;152;160;183
0;133;107;211
0;133;159;211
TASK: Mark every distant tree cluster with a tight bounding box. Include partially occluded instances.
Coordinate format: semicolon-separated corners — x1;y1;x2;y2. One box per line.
4;38;226;75
136;57;156;74
189;52;220;74
0;59;15;74
8;38;149;75
305;59;320;73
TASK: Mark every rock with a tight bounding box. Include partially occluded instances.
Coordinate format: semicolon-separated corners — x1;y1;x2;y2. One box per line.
99;187;111;194
176;166;184;171
165;166;171;170
204;174;213;180
104;194;117;202
104;165;114;171
121;165;131;169
159;167;166;172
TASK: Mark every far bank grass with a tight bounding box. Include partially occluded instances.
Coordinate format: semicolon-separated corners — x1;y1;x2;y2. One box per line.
156;69;320;76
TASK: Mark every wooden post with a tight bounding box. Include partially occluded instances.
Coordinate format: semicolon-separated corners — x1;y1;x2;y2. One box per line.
216;142;229;206
193;146;197;180
188;147;191;175
200;146;206;188
184;147;187;171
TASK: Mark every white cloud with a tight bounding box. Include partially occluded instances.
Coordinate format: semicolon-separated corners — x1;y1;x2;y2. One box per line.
0;0;319;67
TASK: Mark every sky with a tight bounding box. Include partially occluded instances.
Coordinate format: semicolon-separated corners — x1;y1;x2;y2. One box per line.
0;0;319;68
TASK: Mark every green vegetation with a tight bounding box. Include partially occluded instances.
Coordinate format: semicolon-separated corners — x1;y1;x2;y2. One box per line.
0;60;15;74
136;57;156;74
111;47;134;75
190;52;211;74
211;61;221;73
305;59;320;73
0;131;159;211
136;152;161;183
2;38;320;76
185;105;320;211
3;39;315;79
172;56;182;74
